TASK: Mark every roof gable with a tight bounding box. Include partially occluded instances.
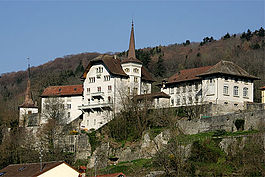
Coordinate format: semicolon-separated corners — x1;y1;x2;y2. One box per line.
197;60;259;79
82;55;128;79
41;85;83;97
0;161;64;177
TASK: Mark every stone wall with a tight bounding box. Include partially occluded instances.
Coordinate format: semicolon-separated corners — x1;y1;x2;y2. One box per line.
177;110;265;135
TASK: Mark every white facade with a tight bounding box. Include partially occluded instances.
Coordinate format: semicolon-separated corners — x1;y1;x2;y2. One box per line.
41;96;83;124
79;59;152;130
162;81;202;107
37;163;79;177
19;107;39;127
162;76;254;108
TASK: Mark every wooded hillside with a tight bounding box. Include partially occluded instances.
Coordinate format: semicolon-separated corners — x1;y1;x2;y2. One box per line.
0;28;264;128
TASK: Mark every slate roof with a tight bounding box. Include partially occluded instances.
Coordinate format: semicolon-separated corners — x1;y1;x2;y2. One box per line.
134;92;170;101
121;57;143;64
19;79;37;108
41;84;83;97
167;66;212;84
82;55;155;82
141;66;156;82
82;55;128;79
0;161;69;177
197;60;259;79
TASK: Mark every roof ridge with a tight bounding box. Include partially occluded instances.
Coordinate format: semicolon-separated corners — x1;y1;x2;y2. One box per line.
8;161;63;166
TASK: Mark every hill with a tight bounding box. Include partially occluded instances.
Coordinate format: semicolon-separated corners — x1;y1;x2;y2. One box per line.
0;28;264;127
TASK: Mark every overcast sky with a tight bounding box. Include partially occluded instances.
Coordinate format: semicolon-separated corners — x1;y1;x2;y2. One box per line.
0;0;264;74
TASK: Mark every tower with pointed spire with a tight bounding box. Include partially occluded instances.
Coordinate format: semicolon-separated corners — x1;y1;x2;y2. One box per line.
18;58;38;127
121;21;144;95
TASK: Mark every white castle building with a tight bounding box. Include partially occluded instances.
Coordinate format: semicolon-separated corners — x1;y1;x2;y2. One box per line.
19;23;259;130
40;22;161;130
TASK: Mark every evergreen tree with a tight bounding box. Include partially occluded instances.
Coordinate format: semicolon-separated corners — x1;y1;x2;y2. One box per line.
155;55;166;77
223;33;231;39
75;60;84;75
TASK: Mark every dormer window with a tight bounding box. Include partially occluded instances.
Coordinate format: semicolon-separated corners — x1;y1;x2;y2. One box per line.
59;88;61;92
133;68;139;73
125;68;130;72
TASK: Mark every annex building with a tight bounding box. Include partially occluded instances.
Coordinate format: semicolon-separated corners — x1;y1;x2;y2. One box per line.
161;60;259;109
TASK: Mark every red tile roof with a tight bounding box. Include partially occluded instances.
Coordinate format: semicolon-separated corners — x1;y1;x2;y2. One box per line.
0;161;75;177
197;60;259;79
95;172;126;177
41;85;83;97
260;86;265;90
167;66;212;84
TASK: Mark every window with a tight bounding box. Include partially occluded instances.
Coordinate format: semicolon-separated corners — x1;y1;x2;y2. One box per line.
88;99;90;104
67;104;71;109
188;97;192;104
223;85;229;95
176;87;180;94
133;87;138;94
89;77;95;83
97;87;101;92
128;87;130;94
171;99;174;106
108;96;112;103
235;78;238;82
224;77;228;81
87;88;90;94
96;67;103;73
104;75;110;81
170;87;174;94
188;83;192;92
133;68;139;73
67;112;70;119
86;120;89;126
243;87;248;97
195;84;199;91
124;68;130;72
183;97;186;105
233;86;239;96
183;86;186;93
134;77;138;83
209;79;215;95
28;111;32;114
108;85;112;92
195;96;199;103
176;98;180;105
94;119;96;125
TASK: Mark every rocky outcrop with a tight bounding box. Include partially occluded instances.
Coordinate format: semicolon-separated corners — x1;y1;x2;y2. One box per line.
177;110;265;135
88;130;171;168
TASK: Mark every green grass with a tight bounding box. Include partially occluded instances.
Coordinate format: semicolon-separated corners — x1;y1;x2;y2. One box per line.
98;158;154;176
175;130;260;145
